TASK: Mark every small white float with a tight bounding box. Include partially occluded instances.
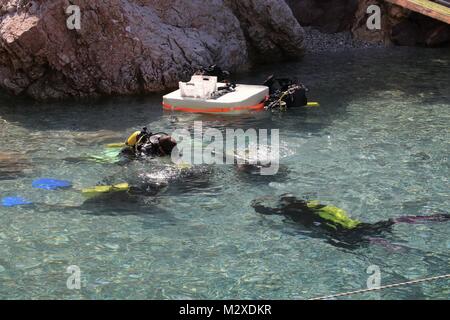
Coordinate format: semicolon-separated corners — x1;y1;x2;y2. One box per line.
162;75;269;114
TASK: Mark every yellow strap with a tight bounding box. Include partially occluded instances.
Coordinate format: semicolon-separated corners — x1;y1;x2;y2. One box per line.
106;143;125;148
82;183;130;196
306;102;320;107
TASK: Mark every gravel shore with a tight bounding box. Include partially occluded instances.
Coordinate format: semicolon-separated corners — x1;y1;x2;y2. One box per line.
303;27;384;53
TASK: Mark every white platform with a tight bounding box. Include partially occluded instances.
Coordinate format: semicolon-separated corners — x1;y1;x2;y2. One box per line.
163;83;269;113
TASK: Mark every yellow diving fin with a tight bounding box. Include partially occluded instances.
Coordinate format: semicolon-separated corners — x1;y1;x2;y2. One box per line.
81;183;130;197
106;143;126;148
306;102;320;107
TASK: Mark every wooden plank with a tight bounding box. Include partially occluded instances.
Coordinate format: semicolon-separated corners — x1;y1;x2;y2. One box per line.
434;0;450;8
385;0;450;24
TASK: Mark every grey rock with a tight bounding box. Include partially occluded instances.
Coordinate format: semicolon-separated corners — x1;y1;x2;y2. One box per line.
0;0;305;100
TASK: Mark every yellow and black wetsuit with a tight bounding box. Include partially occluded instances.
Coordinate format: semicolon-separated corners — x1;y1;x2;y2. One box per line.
251;194;450;248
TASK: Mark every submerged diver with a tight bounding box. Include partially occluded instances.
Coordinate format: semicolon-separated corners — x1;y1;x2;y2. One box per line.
82;124;278;200
120;127;178;159
78;127;213;198
252;194;450;248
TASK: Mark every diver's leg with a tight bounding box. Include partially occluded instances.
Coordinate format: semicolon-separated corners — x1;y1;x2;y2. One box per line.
393;213;450;224
342;220;396;243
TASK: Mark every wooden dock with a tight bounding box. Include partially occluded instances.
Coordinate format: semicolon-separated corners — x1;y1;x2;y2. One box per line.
385;0;450;24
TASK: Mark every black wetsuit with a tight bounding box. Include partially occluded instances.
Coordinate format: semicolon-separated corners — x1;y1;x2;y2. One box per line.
120;133;169;160
252;194;450;249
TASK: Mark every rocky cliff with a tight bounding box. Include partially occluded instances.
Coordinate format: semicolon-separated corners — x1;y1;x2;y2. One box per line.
0;0;304;100
286;0;359;34
287;0;450;47
352;0;450;46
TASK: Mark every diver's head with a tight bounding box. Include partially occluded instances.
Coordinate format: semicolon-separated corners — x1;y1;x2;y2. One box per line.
158;135;177;156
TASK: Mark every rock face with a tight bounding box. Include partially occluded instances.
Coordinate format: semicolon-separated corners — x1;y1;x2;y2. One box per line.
0;0;304;100
287;0;450;47
351;0;391;43
224;0;305;62
286;0;359;33
352;0;450;46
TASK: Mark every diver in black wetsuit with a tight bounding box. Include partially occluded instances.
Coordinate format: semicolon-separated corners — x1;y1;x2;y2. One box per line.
79;127;212;199
251;194;450;248
120;127;178;159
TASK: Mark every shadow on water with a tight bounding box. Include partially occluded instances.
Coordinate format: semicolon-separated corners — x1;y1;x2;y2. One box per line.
0;152;32;180
71;163;216;213
30;195;182;232
0;94;165;132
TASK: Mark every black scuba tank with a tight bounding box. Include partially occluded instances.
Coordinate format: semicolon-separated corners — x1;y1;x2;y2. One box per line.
286;86;307;108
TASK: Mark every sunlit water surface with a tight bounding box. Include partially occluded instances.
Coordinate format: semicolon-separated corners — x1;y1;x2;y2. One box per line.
0;48;449;299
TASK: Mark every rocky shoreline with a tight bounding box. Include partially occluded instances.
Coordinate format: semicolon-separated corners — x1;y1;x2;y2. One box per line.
303;27;384;53
0;0;449;100
0;0;306;100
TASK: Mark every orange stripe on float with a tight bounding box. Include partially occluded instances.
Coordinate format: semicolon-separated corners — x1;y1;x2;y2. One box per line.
162;102;265;113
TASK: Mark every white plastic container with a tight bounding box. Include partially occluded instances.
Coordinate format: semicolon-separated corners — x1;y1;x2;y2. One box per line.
179;82;201;98
179;75;218;99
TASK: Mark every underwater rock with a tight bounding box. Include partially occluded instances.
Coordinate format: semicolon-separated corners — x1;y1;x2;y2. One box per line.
0;151;31;180
0;0;304;100
411;151;431;161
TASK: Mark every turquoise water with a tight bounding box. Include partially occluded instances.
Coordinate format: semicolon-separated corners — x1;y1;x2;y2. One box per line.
0;48;449;299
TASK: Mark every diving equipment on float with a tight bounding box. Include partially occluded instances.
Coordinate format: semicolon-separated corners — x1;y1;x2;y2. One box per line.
163;75;269;114
162;66;318;114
